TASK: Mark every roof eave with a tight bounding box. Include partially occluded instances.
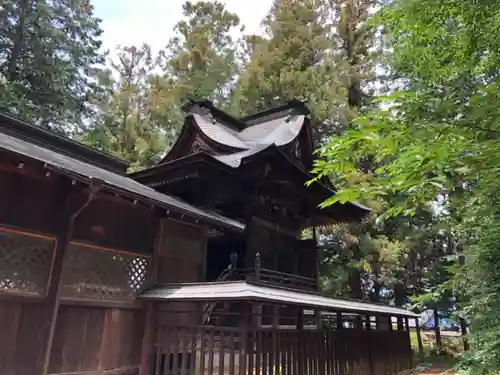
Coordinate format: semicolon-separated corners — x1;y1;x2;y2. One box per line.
0;133;245;233
138;280;417;318
0;111;129;173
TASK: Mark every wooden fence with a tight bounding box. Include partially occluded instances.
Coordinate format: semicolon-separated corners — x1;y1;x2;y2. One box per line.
151;326;412;375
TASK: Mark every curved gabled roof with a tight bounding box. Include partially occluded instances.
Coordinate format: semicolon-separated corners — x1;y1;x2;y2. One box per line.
193;114;248;150
193;113;306;151
159;99;313;164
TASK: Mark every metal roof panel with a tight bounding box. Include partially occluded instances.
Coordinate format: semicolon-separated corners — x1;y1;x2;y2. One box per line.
139;281;417;317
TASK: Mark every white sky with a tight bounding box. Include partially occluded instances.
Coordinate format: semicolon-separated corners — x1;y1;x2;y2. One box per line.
91;0;273;53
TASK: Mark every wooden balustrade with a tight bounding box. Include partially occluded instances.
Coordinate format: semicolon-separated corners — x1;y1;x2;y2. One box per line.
151;325;412;375
154;301;414;375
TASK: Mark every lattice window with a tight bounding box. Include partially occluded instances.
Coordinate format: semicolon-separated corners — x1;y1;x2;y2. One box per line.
61;243;149;301
0;229;55;296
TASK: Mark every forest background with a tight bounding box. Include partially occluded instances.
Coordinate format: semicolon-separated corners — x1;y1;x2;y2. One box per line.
1;0;499;373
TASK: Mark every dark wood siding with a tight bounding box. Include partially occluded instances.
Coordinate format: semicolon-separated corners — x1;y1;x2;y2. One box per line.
48;305;143;374
0;171;65;235
73;195;156;255
0;300;46;375
157;219;204;283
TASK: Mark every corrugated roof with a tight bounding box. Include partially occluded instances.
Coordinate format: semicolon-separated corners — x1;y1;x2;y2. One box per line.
139;281;417;317
0;132;245;232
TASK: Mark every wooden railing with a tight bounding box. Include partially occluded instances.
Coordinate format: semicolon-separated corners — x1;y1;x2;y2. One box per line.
202;253;317;325
233;267;317;291
153;324;413;375
226;252;317;292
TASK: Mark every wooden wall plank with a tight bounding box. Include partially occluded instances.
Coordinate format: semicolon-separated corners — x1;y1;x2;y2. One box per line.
47;306;142;375
13;303;46;375
48;306;105;373
0;300;22;374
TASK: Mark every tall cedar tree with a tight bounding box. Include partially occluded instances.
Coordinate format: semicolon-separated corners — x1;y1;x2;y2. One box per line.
147;0;241;146
327;0;381;300
79;45;166;170
83;1;242;167
232;0;345;142
0;0;103;133
314;0;385;302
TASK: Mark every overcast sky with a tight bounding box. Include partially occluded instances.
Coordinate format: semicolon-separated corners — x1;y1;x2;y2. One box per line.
91;0;273;53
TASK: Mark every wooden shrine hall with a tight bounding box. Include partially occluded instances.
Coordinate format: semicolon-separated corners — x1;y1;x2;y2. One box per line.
0;100;417;375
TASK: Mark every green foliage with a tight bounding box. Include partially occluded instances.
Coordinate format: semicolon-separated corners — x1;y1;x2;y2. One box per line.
233;0;332;111
0;0;103;132
161;0;241;105
313;0;500;371
78;45;166;170
144;0;242;152
461;217;500;372
81;0;242;169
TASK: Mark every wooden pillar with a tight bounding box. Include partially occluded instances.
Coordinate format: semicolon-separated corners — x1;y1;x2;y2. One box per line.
200;225;209;281
255;252;261;281
230;251;238;278
254;253;262;327
139;302;154;375
415;318;424;357
397;316;404;331
297;308;304;375
365;315;375;375
365;315;372;330
40;180;102;375
39;207;74;375
313;226;321;292
240;302;250;375
139;215;163;375
314;309;321;328
460;317;470;351
405;317;413;368
433;308;442;352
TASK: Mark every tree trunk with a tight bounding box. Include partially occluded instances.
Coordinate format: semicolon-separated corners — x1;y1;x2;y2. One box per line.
348;268;363;300
433;308;442;353
394;282;406;307
8;0;31;81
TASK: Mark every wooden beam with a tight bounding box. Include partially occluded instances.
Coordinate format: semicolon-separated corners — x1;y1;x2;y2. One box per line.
415;318;424;357
139;302;154;375
138;216;162;375
40;181;102;375
39;195;74;375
